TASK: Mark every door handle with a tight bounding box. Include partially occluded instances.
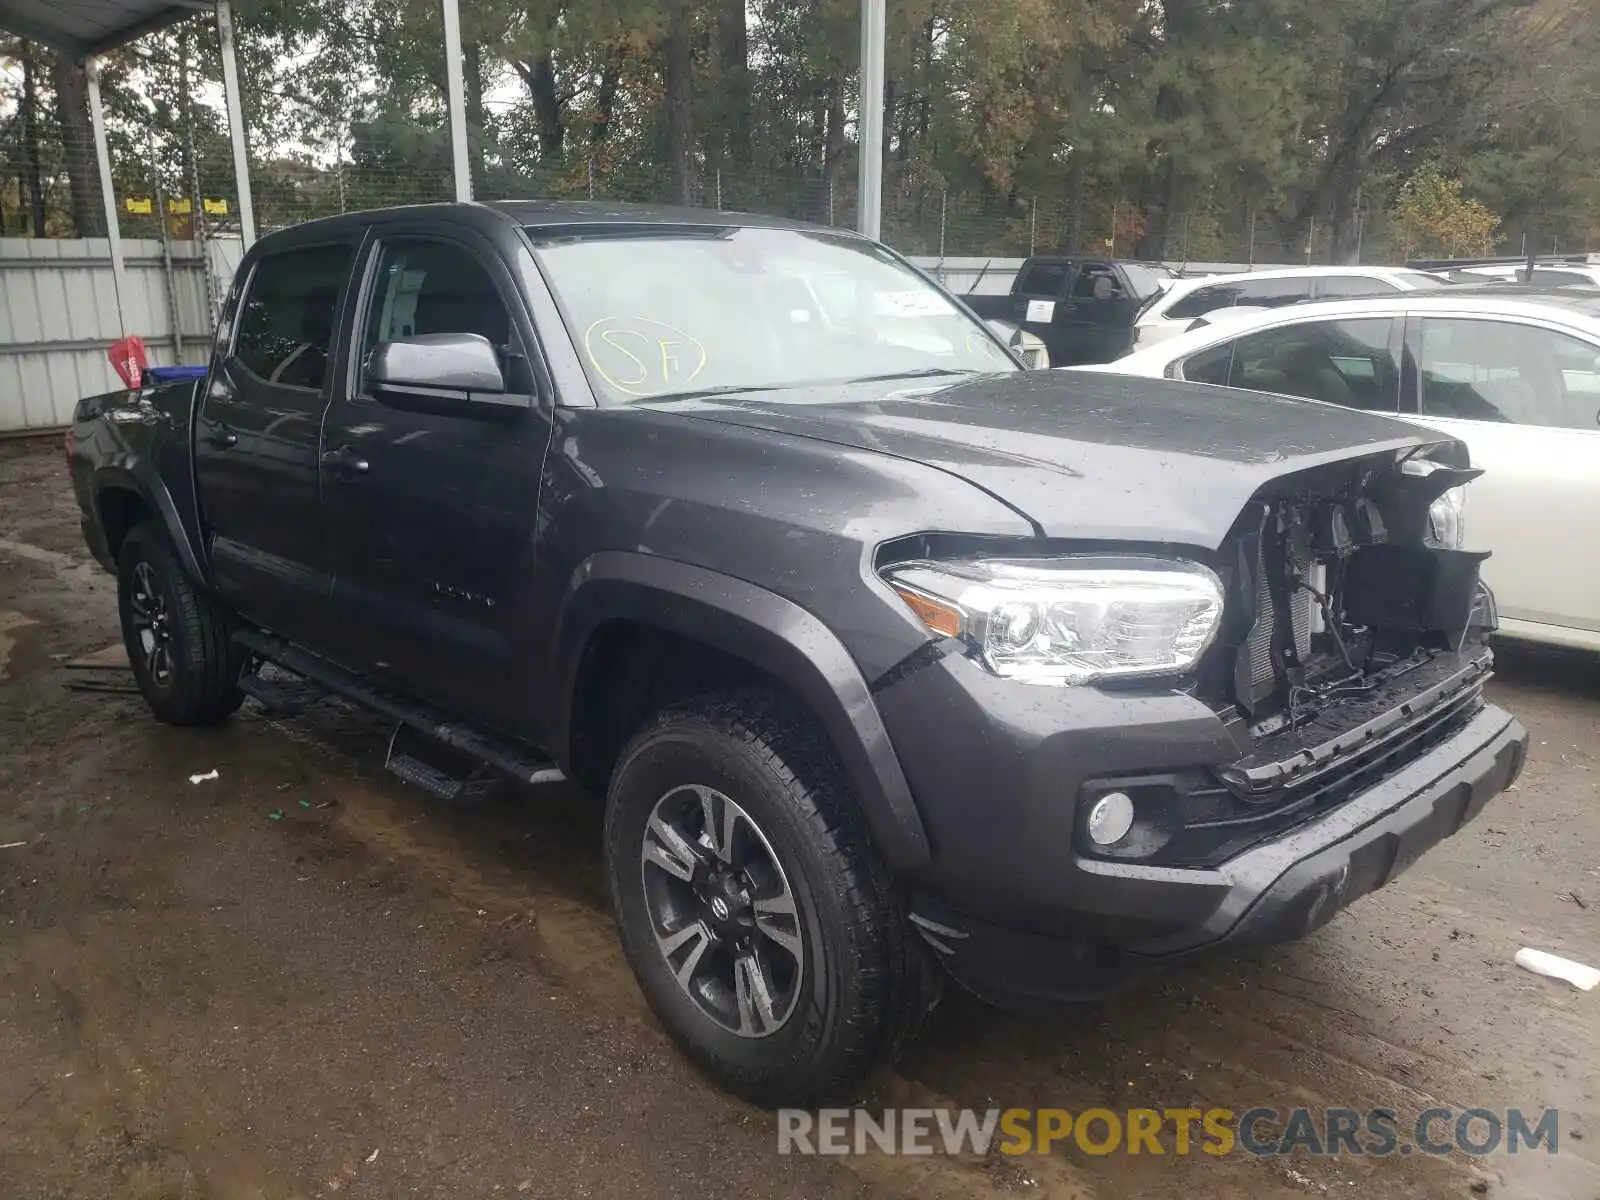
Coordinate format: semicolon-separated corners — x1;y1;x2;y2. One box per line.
204;425;238;449
321;444;370;477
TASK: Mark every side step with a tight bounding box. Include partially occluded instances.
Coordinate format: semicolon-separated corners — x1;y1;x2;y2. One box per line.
384;724;501;805
232;629;566;792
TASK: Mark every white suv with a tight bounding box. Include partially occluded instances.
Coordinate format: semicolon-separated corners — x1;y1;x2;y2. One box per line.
1131;265;1453;348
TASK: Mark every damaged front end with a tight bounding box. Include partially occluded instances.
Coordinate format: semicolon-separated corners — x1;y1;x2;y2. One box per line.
1109;447;1501;868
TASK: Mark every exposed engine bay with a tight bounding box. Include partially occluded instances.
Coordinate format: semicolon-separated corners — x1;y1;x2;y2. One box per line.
1220;449;1492;739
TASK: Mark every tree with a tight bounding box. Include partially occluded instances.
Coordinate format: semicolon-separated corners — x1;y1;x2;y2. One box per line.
48;52;107;237
1389;164;1500;259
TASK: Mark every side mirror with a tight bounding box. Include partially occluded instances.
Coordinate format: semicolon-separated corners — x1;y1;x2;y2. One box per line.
368;333;506;398
986;319;1050;369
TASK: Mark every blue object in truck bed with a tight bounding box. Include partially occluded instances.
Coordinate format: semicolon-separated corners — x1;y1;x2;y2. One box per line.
145;366;209;383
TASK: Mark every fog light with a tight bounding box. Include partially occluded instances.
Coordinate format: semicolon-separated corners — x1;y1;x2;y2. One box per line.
1086;791;1135;846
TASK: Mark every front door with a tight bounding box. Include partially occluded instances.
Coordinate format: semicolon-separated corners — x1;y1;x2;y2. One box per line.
1059;261;1142;364
1406;314;1600;639
194;239;358;644
320;228;551;729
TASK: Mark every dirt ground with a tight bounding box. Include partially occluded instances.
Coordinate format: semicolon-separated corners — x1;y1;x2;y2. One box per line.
1;435;1596;1200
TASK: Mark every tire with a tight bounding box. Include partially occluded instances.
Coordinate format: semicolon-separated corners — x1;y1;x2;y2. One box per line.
604;689;940;1107
116;521;244;726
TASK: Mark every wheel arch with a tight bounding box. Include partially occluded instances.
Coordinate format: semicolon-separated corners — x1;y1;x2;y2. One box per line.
554;552;931;870
92;463;206;583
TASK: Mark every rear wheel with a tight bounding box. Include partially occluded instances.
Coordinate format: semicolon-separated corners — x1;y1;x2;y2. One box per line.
116;522;243;725
604;689;939;1107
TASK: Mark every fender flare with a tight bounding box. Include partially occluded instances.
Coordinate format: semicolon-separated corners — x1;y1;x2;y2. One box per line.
553;551;931;870
91;460;207;584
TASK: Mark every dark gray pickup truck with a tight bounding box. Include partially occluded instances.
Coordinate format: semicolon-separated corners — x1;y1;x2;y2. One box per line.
69;200;1526;1106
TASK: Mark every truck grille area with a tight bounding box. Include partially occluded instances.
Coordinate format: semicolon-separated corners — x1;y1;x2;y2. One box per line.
1086;650;1493;869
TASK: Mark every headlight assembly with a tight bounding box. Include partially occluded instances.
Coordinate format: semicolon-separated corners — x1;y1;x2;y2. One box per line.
882;557;1225;686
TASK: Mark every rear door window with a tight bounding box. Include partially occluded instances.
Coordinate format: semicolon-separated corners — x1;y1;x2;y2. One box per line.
1165;284;1244;322
1226;318;1400;410
1181;341;1236;385
232;245;354;390
1418;318;1600;428
1316;275;1399;300
1235;277;1313;308
1015;262;1072;298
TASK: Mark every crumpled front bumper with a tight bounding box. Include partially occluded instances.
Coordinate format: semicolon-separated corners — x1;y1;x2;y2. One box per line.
905;701;1527;1006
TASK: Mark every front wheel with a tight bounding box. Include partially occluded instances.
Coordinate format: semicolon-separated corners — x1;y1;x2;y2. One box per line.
116;522;243;725
605;690;939;1107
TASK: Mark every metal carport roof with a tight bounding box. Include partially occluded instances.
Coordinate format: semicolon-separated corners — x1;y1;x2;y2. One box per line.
0;0;200;56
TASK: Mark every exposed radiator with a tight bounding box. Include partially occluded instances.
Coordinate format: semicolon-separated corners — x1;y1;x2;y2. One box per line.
1247;546;1314;689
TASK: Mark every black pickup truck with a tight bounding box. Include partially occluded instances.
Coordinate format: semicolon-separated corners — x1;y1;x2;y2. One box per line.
963;254;1177;365
69;201;1526;1106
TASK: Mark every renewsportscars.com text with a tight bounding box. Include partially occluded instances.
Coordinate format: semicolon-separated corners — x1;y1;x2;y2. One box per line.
777;1107;1561;1158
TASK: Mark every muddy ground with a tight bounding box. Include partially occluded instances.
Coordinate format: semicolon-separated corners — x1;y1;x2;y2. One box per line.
1;436;1596;1200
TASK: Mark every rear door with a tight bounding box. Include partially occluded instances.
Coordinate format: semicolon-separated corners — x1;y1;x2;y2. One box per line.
1009;259;1074;363
1403;314;1600;639
319;222;552;728
1175;316;1402;412
194;237;360;643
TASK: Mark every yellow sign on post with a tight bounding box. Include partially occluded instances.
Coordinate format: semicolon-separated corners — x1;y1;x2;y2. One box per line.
167;198;193;215
203;198;229;215
124;197;154;215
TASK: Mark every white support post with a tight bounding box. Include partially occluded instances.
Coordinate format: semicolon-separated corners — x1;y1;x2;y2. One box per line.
856;0;886;241
440;0;472;202
84;58;128;337
216;0;256;247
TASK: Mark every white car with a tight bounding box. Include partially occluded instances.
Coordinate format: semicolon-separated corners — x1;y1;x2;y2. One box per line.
1132;265;1454;349
1092;291;1600;653
1451;262;1600;288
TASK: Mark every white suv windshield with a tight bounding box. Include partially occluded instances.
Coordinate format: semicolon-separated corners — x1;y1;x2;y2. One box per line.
530;225;1017;403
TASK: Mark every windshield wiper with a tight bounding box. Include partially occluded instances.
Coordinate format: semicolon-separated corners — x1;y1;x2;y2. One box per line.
648;384;787;401
844;367;981;384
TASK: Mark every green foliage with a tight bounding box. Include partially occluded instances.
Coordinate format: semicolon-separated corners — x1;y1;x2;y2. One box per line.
1389;164;1501;259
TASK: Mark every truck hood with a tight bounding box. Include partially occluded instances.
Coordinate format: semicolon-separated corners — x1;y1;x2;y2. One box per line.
655;370;1442;549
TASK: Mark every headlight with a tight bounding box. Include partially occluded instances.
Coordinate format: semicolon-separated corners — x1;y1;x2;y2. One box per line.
882;557;1225;686
1427;486;1467;550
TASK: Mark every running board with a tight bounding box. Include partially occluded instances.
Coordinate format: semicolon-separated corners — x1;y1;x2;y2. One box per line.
231;629;566;790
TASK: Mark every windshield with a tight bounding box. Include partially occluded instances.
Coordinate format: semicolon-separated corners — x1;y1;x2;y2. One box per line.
1121;263;1176;299
529;225;1017;403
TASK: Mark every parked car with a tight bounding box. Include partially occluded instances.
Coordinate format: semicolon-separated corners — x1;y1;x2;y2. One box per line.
963;255;1177;365
69;201;1525;1105
1449;262;1600;288
1095;290;1600;653
1132;266;1454;349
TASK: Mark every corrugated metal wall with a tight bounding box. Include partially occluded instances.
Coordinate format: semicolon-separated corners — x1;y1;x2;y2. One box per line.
0;236;236;434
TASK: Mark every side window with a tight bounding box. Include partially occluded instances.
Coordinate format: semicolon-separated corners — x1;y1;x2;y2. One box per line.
1070;262;1127;301
1235;277;1313;308
1166;284;1242;322
362;239;513;355
1317;275;1396;300
1227;318;1398;410
1015;262;1071;298
232;245;353;390
1418;318;1600;428
1181;341;1235;385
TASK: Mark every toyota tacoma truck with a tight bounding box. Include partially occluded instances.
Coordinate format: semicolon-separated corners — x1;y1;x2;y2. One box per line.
68;201;1527;1107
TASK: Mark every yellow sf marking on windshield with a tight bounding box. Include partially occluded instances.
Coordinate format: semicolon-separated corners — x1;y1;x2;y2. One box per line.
584;317;708;397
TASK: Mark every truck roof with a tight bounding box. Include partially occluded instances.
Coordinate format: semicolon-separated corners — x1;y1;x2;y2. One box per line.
258;199;860;242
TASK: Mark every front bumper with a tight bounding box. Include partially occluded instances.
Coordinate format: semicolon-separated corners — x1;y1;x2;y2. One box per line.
876;652;1526;1004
